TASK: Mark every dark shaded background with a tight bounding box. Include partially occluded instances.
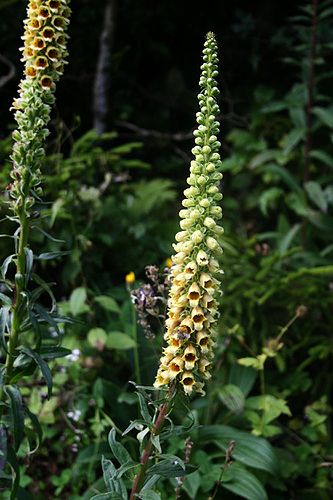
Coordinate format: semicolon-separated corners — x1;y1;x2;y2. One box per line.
1;0;296;159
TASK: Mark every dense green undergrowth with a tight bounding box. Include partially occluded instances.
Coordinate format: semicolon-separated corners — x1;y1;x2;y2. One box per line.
0;1;333;499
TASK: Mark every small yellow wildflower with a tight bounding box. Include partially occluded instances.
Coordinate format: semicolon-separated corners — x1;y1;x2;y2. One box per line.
125;272;136;285
165;258;173;268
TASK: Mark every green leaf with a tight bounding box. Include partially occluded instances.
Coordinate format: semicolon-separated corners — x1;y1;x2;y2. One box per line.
0;306;10;351
50;198;65;227
147;457;191;478
313;106;333;128
101;456;127;499
31;273;56;310
108;428;133;467
25;407;43;453
39;346;71;360
95;296;120;313
222;462;268;500
198;425;278;474
304;181;328;213
246;395;291;423
181;470;201;499
135;392;152;425
265;164;302;194
138;491;161;500
19;346;53;398
5;386;25;451
218;384;245;414
281;128;304;155
7;445;20;500
91;494;123;500
33;304;59;335
0;292;12;306
25;248;34;282
228;364;257;397
1;254;15;279
310;149;333;168
278;223;301;252
0;425;7;471
69;287;87;316
36;251;70;260
259;188;283;216
106;332;136;350
141;475;160;492
88;328;107;348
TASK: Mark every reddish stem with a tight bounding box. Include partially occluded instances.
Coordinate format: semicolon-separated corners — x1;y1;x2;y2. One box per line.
129;390;174;499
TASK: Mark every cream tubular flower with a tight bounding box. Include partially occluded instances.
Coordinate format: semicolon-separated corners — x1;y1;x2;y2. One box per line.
154;32;223;395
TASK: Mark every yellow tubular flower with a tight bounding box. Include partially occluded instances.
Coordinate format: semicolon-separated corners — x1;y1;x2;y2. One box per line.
154;32;223;396
19;0;70;88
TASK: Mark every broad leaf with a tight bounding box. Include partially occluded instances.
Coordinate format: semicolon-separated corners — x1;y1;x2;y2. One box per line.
107;332;136;350
222;462;268;500
95;296;120;313
198;425;278;474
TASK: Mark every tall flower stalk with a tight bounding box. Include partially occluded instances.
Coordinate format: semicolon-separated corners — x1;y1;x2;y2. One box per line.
154;31;223;396
0;0;71;493
129;32;223;499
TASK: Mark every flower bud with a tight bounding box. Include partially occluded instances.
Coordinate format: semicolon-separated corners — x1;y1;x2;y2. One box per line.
204;217;216;229
191;230;204;244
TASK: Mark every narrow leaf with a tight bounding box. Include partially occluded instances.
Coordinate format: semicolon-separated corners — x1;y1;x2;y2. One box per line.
20;346;53;398
108;428;133;466
4;386;25;451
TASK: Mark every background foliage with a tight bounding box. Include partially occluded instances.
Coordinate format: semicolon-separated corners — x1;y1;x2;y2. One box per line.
0;0;333;498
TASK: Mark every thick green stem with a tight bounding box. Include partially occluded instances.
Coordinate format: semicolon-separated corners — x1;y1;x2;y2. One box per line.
5;214;29;381
0;214;29;419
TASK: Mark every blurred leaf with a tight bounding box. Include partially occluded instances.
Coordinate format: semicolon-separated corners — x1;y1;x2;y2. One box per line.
95;296;120;313
246;395;291;423
228;364;257;397
198;425;278;474
310;149;333;168
69;287;87;316
281;128;304;155
138;491;161;500
19;346;53;398
259;188;283;215
222;462;268;500
278;223;301;252
106;332;136;350
88;328;107;348
313;106;333;128
304;181;328;213
218;384;245;414
181;470;201;499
